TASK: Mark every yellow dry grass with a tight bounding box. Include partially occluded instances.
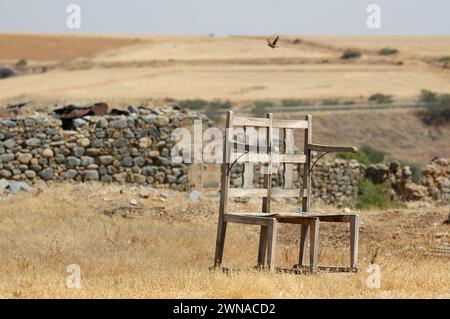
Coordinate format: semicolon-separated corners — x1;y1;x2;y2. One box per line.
0;183;448;298
1;34;450;103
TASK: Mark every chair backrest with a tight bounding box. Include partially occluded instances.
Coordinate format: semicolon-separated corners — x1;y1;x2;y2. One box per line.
219;111;313;216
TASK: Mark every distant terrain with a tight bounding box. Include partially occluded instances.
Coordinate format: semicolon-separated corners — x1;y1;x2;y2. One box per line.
0;33;449;163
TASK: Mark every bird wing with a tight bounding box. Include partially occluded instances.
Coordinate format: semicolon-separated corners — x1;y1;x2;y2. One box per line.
266;38;272;45
272;36;280;45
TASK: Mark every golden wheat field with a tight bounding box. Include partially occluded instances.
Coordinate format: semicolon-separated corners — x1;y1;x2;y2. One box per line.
0;182;448;299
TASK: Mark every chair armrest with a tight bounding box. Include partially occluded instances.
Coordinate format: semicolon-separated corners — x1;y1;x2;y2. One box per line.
308;143;357;153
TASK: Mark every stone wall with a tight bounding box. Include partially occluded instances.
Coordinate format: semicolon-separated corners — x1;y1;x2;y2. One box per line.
0;107;209;190
230;158;365;205
1;106;449;205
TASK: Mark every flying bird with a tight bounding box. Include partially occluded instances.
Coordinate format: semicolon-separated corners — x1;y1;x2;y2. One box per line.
267;36;280;49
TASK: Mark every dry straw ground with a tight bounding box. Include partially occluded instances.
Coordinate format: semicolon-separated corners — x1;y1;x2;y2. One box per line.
0;183;448;298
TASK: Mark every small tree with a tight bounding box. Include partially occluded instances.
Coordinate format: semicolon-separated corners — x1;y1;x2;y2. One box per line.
341;49;362;60
379;48;399;55
16;58;28;69
368;93;393;104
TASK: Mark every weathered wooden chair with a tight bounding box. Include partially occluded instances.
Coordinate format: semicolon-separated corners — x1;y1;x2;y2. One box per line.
214;111;360;273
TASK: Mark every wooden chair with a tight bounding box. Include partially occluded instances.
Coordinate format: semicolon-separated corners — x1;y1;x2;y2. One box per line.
213;111;360;273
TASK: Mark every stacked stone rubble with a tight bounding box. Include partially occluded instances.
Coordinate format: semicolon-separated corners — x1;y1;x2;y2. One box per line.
0;107;210;190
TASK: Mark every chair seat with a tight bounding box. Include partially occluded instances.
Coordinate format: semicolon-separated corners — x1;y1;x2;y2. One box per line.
225;212;319;225
225;211;357;223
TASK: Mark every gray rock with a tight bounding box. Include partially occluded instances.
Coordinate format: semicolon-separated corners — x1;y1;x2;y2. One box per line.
0;154;14;162
154;172;165;182
177;174;188;184
2;120;16;127
133;157;145;167
73;118;87;127
25;138;41;147
0;169;12;178
3;139;16;149
67;156;81;167
24;170;36;179
166;174;177;183
155;116;169;127
112;119;128;129
113;138;127;148
96;118;108;128
143;114;156;123
81;156;95;167
0;179;9;193
73;147;85;157
133;174;146;184
84;170;99;181
189;190;203;201
64;169;78;179
101;175;112;183
99;155;114;165
24;118;36;127
55;154;66;164
121;156;133;167
17;153;33;164
8;181;31;194
142;166;155;176
39;167;53;181
148;128;160;137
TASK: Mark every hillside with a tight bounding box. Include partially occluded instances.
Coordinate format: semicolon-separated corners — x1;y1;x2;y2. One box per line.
0;34;449;163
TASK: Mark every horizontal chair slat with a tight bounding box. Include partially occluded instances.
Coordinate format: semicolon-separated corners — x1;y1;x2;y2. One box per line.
233;117;308;129
233;116;270;127
230;152;306;164
273;119;308;129
228;188;302;198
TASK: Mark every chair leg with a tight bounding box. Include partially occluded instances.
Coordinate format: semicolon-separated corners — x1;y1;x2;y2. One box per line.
214;221;227;268
266;219;278;272
350;215;359;270
257;225;268;267
309;219;320;273
298;224;309;266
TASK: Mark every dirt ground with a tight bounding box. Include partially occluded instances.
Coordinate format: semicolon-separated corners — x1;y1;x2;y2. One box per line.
0;182;448;298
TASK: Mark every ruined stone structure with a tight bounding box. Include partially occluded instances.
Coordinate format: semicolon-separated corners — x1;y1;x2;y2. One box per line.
0;106;211;190
1;106;449;205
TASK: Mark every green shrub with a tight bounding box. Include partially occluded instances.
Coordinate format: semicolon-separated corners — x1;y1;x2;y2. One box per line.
254;100;275;108
292;38;302;45
321;99;340;105
355;179;403;210
360;144;385;164
368;93;393;104
399;162;423;183
180;99;209;110
341;49;362;60
418;90;450;125
439;56;450;68
419;89;439;104
336;151;371;166
281;99;310;107
379;48;399;55
16;58;28;68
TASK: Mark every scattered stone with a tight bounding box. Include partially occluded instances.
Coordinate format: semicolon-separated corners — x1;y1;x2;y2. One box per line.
189;190;203;201
8;181;31;194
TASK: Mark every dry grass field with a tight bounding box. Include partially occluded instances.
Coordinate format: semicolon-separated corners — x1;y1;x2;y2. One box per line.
0;183;449;298
0;34;449;163
1;34;450;103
